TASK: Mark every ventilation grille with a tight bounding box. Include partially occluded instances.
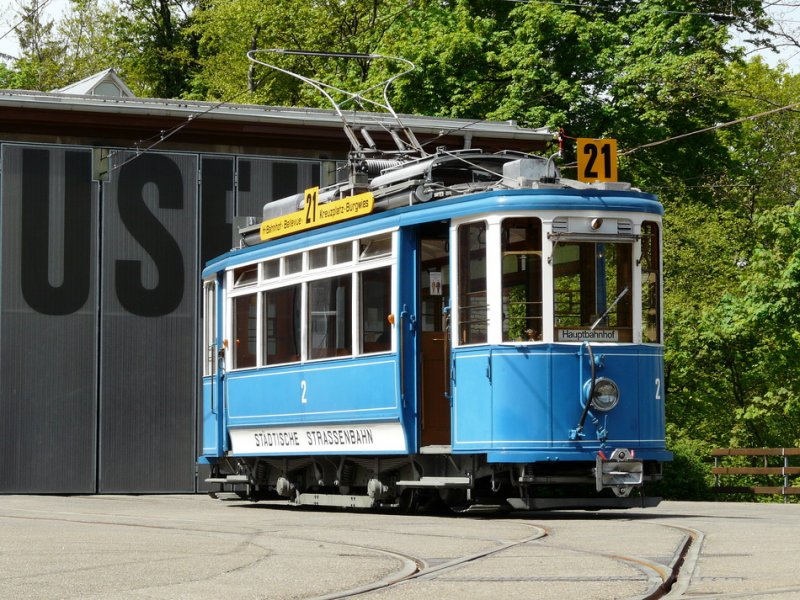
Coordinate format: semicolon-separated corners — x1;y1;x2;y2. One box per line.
617;220;633;234
552;217;569;233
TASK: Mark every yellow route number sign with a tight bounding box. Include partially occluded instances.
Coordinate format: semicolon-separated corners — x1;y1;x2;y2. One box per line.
260;187;375;241
577;138;618;183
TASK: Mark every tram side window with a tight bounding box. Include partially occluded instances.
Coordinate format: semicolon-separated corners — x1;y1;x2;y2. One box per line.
203;281;216;376
360;233;392;260
233;294;257;368
308;275;352;359
264;284;301;364
641;222;661;343
502;218;542;342
284;253;303;275
553;241;633;342
361;267;392;353
309;247;328;269
263;259;279;280
333;241;353;264
233;265;257;287
458;221;488;344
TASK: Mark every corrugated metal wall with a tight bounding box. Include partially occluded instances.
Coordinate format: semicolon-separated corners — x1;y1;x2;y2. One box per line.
237;157;321;218
98;151;198;492
0;145;99;493
0;143;321;493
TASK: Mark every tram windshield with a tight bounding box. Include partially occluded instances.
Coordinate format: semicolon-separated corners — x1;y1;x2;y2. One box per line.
553;240;633;343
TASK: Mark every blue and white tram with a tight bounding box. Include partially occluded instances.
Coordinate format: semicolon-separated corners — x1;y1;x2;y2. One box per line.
199;149;671;511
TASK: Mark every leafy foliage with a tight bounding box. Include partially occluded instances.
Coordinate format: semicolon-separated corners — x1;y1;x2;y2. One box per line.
665;61;800;451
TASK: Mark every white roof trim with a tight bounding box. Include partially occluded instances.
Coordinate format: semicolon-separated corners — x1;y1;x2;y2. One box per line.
53;68;136;98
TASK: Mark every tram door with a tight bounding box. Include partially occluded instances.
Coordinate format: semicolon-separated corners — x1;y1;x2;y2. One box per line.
419;225;451;446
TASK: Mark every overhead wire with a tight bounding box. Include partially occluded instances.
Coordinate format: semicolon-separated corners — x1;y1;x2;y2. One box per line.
618;100;800;157
500;0;747;19
108;86;260;173
0;0;52;55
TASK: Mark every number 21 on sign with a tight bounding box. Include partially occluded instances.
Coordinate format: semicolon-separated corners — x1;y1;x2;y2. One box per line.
577;138;617;183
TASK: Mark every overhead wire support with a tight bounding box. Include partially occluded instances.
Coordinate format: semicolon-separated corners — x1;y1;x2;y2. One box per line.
246;49;426;156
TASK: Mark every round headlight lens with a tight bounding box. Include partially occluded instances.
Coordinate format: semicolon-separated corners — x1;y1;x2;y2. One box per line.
588;377;620;412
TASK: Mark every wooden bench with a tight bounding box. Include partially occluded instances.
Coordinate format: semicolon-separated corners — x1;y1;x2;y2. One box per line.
712;448;800;502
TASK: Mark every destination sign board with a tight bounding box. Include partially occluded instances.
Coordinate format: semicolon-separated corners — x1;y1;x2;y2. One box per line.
557;328;619;342
229;421;407;455
260;187;375;241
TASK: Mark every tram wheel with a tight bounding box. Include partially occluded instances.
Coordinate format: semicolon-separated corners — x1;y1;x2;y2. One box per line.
439;488;471;514
396;489;418;514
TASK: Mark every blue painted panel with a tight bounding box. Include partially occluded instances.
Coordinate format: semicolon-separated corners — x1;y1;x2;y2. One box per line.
547;345;658;448
489;349;551;447
487;448;673;462
201;378;219;456
549;348;583;445
636;347;667;443
452;349;492;450
224;355;401;427
452;344;668;462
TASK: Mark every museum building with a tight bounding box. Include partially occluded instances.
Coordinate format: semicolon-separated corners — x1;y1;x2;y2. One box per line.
0;68;552;493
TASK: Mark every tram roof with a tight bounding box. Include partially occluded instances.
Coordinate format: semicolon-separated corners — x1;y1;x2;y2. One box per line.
202;187;662;277
0;88;553;155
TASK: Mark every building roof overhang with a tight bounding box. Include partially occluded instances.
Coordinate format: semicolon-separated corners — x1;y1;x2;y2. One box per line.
0;89;554;155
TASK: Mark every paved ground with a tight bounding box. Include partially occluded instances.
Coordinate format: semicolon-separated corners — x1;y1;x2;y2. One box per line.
0;495;798;599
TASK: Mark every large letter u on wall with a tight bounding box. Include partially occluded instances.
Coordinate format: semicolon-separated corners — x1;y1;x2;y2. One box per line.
20;149;92;316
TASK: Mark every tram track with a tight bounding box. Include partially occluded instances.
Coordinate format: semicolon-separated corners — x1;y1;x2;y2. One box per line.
1;500;700;600
6;496;799;600
2;509;695;600
304;521;701;600
309;524;548;600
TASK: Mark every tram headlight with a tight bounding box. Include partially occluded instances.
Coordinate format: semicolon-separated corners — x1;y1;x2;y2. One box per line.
583;377;620;412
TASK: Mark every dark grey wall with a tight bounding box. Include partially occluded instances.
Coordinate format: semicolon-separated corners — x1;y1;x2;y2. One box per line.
0;143;320;493
0;146;99;492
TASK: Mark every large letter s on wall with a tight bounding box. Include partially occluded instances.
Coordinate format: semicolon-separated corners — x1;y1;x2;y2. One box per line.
116;154;185;317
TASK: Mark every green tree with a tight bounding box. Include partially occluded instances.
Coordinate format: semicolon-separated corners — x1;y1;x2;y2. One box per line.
376;0;773;191
53;0;124;87
664;60;800;449
11;0;65;90
109;0;198;98
667;202;800;448
189;0;404;105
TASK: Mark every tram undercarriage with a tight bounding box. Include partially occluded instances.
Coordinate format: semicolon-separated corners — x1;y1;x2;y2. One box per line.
206;451;664;511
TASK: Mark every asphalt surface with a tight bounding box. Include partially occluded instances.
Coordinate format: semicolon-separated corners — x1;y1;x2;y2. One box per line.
1;495;798;599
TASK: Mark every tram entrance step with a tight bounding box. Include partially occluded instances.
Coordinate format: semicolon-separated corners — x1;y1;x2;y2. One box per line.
205;475;249;484
396;476;471;488
420;445;452;454
294;493;375;508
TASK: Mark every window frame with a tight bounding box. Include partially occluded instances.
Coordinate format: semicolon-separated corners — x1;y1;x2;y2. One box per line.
202;279;217;377
640;220;662;344
224;229;396;371
451;212;661;347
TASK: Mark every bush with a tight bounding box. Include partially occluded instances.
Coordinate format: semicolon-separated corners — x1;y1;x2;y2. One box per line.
650;437;715;500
